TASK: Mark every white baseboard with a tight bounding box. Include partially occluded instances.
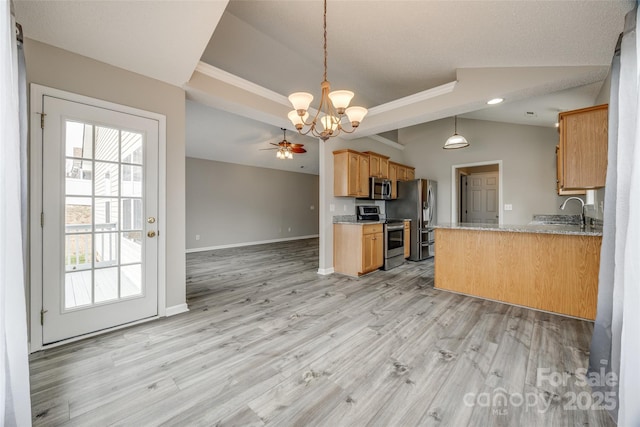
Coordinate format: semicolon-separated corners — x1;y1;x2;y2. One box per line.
165;303;189;317
186;235;319;253
317;267;334;275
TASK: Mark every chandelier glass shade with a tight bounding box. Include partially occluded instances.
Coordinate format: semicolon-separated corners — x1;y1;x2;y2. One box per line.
443;116;469;149
287;0;367;141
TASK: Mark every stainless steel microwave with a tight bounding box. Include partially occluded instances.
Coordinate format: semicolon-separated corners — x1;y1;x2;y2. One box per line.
370;177;392;200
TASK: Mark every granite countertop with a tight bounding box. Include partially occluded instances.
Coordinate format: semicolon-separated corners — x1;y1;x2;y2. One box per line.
434;222;603;236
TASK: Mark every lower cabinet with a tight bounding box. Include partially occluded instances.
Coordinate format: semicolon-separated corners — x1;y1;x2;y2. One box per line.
334;223;384;276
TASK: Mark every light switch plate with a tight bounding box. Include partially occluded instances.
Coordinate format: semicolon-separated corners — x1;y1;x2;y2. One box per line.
504;204;513;211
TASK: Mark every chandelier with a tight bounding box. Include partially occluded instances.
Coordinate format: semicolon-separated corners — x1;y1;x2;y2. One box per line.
287;0;368;141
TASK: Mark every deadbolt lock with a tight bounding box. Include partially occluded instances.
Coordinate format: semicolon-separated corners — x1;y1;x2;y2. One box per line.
147;231;156;238
147;217;156;224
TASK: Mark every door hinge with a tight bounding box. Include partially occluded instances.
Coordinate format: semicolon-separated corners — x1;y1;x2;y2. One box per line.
40;309;48;325
41;212;44;227
38;112;46;129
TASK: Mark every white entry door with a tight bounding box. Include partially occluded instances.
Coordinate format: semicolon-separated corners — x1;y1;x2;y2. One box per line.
41;95;159;344
464;172;499;223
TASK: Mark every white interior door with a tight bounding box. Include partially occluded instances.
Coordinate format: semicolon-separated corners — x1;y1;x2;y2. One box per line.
465;172;499;223
41;95;159;344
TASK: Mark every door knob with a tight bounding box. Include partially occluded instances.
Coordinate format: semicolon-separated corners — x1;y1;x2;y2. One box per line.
147;231;156;238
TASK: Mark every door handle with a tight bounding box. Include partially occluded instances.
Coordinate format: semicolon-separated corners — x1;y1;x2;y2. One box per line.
147;231;156;238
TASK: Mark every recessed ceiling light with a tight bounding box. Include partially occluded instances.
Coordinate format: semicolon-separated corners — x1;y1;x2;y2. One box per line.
487;98;504;105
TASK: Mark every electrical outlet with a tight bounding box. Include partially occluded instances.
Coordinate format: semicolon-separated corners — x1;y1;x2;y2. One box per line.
195;234;200;241
343;205;347;212
504;204;513;211
330;204;335;212
600;201;604;213
288;227;291;232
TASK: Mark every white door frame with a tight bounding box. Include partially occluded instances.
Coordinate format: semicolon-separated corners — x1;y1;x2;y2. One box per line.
451;160;503;225
29;84;167;352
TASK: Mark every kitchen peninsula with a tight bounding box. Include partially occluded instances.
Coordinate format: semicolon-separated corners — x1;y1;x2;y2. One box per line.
434;223;602;320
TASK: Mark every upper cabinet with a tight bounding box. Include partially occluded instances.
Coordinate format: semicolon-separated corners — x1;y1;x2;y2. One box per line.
557;104;608;193
333;149;370;198
363;152;390;179
334;150;415;198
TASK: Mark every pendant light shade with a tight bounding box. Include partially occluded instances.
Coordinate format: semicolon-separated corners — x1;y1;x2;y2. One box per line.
443;116;469;149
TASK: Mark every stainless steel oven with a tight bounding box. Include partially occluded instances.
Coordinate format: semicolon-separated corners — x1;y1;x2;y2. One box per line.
383;220;405;270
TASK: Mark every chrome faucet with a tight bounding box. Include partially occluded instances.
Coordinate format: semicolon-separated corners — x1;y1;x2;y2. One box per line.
560;197;586;229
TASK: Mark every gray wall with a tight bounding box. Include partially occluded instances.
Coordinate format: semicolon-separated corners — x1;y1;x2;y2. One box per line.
399;117;586;225
25;38;187;309
186;158;319;250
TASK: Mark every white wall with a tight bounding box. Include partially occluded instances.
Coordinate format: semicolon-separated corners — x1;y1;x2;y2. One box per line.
24;38;187;309
399;117;585;225
186;158;319;250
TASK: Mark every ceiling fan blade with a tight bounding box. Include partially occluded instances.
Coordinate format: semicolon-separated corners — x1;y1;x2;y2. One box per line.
291;147;307;153
259;147;278;151
288;143;304;148
270;142;281;147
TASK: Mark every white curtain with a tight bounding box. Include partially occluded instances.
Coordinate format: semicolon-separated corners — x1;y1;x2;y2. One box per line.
1;2;32;426
590;4;640;426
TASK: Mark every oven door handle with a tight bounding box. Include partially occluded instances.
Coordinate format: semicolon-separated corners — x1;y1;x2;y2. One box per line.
385;225;405;231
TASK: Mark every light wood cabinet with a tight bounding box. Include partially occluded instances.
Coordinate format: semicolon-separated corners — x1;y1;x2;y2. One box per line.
404;221;410;258
333;149;369;198
435;228;601;320
334;223;384;276
334;150;414;198
406;168;415;181
556;145;585;196
389;163;398;199
363;152;390;178
557;104;608;192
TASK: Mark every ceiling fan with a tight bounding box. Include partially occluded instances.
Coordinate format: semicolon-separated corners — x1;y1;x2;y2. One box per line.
260;128;306;159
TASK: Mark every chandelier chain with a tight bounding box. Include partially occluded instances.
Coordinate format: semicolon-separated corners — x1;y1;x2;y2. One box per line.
323;0;328;82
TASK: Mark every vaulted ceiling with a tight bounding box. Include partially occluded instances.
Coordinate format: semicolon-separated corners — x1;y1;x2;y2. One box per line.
14;0;634;174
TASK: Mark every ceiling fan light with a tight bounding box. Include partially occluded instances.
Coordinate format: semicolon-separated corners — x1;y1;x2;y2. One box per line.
345;106;368;127
443;134;469;149
276;150;284;159
288;92;313;113
286;150;293;159
328;90;354;114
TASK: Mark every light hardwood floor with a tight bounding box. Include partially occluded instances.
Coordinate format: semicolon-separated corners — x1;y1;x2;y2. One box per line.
30;238;613;426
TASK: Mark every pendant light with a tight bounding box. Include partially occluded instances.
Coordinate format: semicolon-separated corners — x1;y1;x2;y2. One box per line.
443;116;469;149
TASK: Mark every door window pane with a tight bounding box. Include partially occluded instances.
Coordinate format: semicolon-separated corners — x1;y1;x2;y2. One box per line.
95;126;119;162
121;264;142;297
95;198;119;231
65;271;92;309
94;162;119;197
95;233;118;268
65;159;92;196
122;131;143;165
121;231;142;264
122;165;143;197
65;197;92;233
95;267;119;303
65;233;92;272
122;198;142;231
65;121;93;159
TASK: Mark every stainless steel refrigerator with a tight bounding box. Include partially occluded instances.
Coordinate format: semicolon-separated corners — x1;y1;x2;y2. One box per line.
386;179;437;261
